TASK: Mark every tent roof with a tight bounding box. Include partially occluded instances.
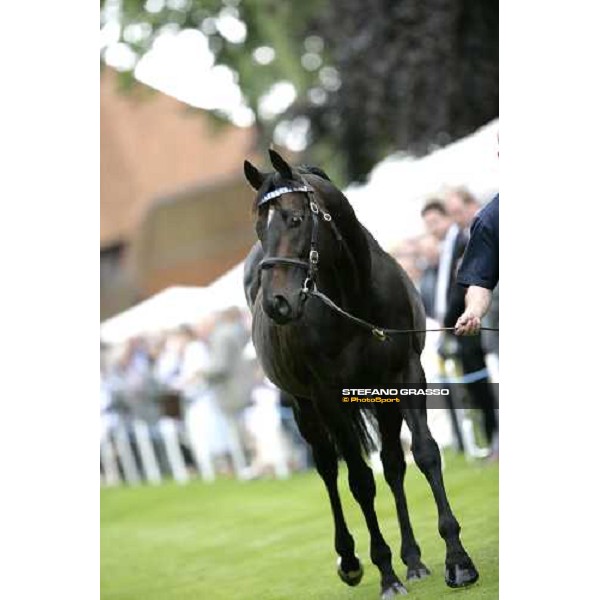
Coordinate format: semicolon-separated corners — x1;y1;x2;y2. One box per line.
346;119;498;248
100;263;248;344
100;286;208;344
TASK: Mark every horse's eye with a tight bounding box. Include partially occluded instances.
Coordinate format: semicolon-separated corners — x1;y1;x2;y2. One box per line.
290;215;303;228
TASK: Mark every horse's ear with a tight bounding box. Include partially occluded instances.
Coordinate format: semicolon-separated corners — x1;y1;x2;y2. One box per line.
269;149;293;180
243;160;266;191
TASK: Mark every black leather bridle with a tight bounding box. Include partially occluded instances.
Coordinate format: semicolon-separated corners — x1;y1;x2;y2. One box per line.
257;177;344;296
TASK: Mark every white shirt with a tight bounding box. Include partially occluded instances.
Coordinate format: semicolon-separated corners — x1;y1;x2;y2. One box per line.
434;223;459;322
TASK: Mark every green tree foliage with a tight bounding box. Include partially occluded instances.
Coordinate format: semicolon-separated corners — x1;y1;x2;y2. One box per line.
101;0;498;184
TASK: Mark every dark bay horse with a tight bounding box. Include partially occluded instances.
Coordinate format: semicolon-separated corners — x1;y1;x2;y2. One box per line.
243;150;479;599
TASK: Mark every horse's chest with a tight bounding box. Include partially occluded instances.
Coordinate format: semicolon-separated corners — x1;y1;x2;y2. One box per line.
252;306;398;396
252;309;314;397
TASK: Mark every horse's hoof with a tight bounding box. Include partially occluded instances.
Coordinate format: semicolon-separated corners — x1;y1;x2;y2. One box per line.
380;580;408;599
406;562;431;581
445;560;479;588
337;556;364;586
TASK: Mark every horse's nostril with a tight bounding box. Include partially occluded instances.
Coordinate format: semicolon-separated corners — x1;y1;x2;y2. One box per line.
273;295;291;318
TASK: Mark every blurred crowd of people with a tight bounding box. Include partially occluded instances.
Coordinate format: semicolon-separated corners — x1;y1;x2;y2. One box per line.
100;306;310;486
100;185;499;487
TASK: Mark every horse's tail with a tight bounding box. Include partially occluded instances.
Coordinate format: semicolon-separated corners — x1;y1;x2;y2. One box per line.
332;404;379;457
354;407;380;455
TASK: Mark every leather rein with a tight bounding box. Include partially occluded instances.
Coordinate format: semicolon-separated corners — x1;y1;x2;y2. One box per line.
257;178;498;342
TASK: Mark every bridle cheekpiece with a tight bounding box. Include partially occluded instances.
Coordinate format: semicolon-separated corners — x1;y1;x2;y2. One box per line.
257;177;339;296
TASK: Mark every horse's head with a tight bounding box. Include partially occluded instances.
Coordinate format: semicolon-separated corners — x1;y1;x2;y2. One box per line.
244;150;329;325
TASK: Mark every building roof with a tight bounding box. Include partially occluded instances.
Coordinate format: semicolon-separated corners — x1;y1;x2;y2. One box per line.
100;67;256;247
126;174;256;297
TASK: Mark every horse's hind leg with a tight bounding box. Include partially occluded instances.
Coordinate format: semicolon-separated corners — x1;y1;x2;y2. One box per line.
404;360;479;588
293;400;364;586
378;407;431;581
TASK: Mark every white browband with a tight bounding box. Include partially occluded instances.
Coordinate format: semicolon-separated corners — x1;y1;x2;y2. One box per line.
257;184;313;206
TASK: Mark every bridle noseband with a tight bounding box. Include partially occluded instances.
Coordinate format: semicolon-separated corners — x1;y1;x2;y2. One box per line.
257;177;340;296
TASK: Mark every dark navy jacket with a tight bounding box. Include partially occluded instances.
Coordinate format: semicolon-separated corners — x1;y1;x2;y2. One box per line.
457;194;499;290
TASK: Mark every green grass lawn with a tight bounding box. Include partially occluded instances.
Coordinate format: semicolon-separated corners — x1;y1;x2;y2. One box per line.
101;453;498;600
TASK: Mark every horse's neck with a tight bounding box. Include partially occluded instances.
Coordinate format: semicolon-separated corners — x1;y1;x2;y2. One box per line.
322;215;372;314
306;176;372;308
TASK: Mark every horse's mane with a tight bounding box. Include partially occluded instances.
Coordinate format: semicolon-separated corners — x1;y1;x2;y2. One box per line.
297;165;332;182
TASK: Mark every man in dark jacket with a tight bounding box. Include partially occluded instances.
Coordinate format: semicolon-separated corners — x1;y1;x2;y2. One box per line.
454;194;499;335
420;200;464;323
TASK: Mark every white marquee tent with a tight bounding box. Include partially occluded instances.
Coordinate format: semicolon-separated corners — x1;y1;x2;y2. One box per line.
100;264;248;345
100;286;209;344
205;261;247;311
345;119;498;248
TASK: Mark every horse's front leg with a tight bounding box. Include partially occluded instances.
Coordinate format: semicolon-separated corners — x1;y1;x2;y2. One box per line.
293;400;364;586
